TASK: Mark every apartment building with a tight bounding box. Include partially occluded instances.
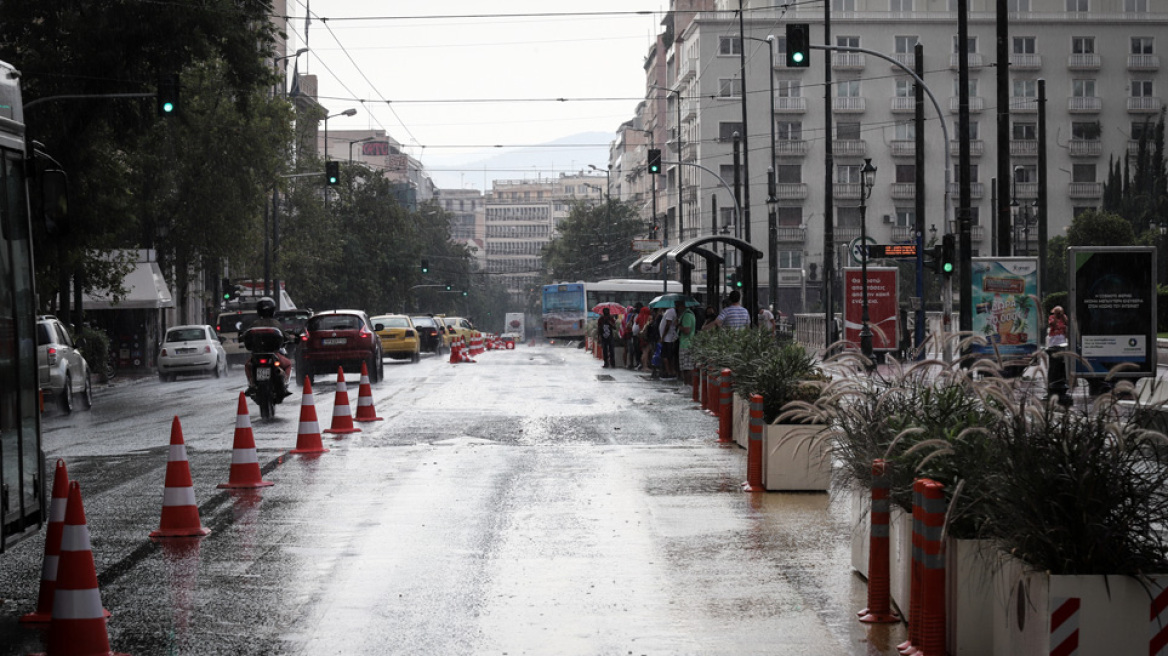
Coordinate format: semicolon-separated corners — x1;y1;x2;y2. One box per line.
322;129;436;207
434;187;487;270
485;175;605;293
643;0;1167;313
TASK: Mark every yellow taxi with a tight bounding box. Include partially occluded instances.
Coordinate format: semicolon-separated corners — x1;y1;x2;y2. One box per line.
439;316;476;343
370;314;420;363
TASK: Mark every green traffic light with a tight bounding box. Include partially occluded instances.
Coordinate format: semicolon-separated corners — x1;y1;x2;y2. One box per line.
943;262;954;273
792;52;804;64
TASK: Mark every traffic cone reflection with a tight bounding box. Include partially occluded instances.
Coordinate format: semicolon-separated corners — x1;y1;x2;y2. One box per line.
353;362;383;422
290;376;329;454
218;393;274;489
22;459;71;624
323;367;361;435
45;481;129;656
150;416;211;538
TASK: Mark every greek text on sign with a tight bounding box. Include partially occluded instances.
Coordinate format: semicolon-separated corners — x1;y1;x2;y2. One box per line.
981;276;1026;294
871;244;919;258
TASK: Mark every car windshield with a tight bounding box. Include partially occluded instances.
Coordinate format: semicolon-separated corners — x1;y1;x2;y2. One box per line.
411;317;436;328
217;313;257;334
167;328;207;343
308;314;362;331
375;317;411;329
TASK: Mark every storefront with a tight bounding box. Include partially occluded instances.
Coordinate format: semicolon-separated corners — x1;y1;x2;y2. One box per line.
83;256;174;372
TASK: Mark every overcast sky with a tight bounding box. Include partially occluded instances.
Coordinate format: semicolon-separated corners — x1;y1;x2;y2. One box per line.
286;2;666;188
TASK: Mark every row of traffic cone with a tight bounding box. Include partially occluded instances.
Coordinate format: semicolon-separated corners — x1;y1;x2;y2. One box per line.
18;363;388;653
448;336;476;364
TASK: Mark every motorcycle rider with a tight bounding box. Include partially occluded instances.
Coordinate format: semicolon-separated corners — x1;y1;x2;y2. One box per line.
244;297;293;397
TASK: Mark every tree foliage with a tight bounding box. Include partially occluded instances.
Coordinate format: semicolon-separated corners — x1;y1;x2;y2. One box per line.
542;199;653;283
1066;209;1136;247
1103;109;1168;235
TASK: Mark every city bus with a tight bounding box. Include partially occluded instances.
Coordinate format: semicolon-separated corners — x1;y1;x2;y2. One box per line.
0;59;66;551
541;279;688;340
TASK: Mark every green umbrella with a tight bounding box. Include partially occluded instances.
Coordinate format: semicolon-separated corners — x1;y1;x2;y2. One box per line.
649;293;700;309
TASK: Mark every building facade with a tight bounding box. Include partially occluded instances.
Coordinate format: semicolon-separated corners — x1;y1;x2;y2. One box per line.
639;0;1167;315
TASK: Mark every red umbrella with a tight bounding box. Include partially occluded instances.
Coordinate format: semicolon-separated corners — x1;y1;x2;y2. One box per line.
591;302;627;316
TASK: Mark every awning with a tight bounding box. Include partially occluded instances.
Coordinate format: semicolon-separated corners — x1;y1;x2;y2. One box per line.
84;261;174;310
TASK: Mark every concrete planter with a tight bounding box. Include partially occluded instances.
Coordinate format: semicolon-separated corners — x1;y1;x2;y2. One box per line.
946;538;1000;655
732;394;749;449
993;560;1168;655
888;505;913;615
762;422;832;491
850;485;871;578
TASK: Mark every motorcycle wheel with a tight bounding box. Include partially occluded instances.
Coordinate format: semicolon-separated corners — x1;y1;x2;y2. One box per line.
257;384;274;420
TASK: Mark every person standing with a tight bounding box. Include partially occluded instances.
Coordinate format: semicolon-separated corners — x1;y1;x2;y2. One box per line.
635;305;654;371
1047;306;1068;347
677;299;697;385
660;302;679;380
597;308;617;368
759;305;776;334
713;290;751;329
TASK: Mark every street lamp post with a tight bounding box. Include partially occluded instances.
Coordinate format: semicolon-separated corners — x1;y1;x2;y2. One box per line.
323;107;358;162
348;136;374;163
859;158;878;364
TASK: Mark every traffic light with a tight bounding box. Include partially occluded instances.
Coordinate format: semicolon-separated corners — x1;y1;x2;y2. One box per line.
462;290;468;297
726;268;743;289
325;161;340;186
647;148;662;175
786;23;810;68
221;277;233;301
940;234;956;277
156;73;180;116
445;282;453;291
931;244;943;275
421;259;429;274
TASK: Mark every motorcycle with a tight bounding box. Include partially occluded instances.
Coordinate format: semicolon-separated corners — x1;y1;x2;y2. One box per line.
243;326;292;419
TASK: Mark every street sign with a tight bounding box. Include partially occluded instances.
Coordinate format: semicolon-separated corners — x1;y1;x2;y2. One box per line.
849;236;877;264
633;239;663;253
870;243;919;258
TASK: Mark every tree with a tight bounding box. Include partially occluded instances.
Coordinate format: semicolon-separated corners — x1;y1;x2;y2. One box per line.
1067;209;1136;247
542;199;652;283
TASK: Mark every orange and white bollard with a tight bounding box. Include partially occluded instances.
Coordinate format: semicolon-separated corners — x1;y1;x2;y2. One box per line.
919;480;947;656
743;393;765;491
704;364;719;415
899;480;927;655
858;459;900;623
718;369;733;444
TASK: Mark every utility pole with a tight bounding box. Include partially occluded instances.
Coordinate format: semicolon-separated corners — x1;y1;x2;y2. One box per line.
823;4;836;349
914;42;927;355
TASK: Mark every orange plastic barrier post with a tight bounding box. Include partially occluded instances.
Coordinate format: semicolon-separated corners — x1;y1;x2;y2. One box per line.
858;459;900;623
743;393;765;491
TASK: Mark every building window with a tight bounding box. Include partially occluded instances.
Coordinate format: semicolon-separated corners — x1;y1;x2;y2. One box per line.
1013;37;1036;54
777;121;802;141
895;209;915;227
1132;80;1154;98
837;79;861;97
1133;120;1155;140
1125;0;1148;12
890;0;913;9
776;207;802;227
953;35;977;54
1132;37;1155;54
719;122;745;142
966;121;980;140
895;121;915;140
836;121;862;140
837;35;860;49
895;164;916;184
954;77;979;97
1073;164;1097;183
1013;121;1037;140
956;164;980;182
837;206;861;228
719;78;744;98
719;36;742;56
1008;0;1030;10
833;0;856;11
1013;79;1038;98
895;78;914;98
777;165;802;184
1072;79;1096;98
1072;36;1095;54
838;164;862;184
777;80;801;97
778;250;803;268
1066;0;1088;11
895;36;918;54
1014;165;1036;184
1072;121;1101;140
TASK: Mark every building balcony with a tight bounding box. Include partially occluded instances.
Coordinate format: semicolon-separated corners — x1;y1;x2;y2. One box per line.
775;96;807;113
1010;53;1042;70
776;140;809;157
890;140;916;157
891;226;916;242
892;53;915;70
1067;53;1101;70
950;139;985;157
835;226;861;242
832;53;865;70
682;187;698;202
1128;97;1163;113
834;183;862;201
678;57;699;83
949;96;985;113
1010;96;1039;113
1128;54;1161;72
948;182;986;199
950;53;985;70
1010;140;1038;158
832;97;867;113
682;100;698;121
833;139;867;157
775;183;808;200
1068;96;1102;113
890;183;915;200
776;226;806;242
1069;182;1102;198
890;97;916;114
1013;182;1038;199
1069;139;1102;157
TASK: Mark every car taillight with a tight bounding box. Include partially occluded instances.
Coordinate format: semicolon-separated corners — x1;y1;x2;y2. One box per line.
359;327;370;339
405;329;415;338
204;345;211;353
300;332;307;342
47;346;58;365
159;348;167;358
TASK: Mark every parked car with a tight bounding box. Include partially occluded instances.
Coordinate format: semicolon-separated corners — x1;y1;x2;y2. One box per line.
301;310;383;383
36;315;92;413
157;324;227;381
371;314;421;362
409;315;446;354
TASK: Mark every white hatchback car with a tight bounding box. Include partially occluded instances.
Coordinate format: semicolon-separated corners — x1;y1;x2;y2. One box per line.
158;325;227;382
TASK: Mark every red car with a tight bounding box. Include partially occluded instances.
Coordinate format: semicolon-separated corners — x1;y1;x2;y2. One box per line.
301;310;384;384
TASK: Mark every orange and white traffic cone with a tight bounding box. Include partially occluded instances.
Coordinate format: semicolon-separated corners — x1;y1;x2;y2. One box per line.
462;337;476;363
22;459;71;624
290;376;329;454
323;367;361;435
150;416;211;538
353;362;383;422
448;338;462;364
44;481;128;656
218;393;274;489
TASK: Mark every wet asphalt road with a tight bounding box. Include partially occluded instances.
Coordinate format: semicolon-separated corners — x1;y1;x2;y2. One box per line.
0;344;906;655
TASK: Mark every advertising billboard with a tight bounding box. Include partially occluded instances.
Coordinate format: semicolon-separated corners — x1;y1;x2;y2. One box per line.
969;257;1040;358
1069;246;1157;376
843;267;899;351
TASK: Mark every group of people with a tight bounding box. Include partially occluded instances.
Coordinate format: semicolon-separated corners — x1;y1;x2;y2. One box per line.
597;289;777;386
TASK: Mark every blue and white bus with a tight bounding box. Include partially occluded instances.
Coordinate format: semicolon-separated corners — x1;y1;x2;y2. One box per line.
541;279;688;340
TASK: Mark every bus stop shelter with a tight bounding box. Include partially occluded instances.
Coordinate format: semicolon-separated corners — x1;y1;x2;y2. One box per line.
628;236;763;319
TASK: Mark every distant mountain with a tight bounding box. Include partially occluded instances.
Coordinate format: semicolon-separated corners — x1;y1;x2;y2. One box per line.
424;132;613;192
